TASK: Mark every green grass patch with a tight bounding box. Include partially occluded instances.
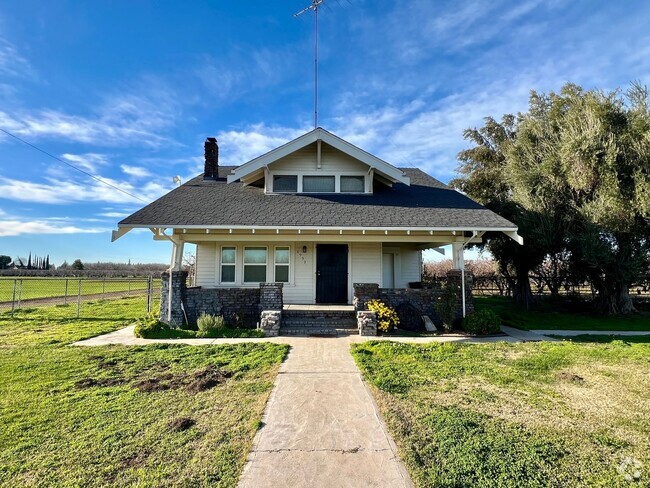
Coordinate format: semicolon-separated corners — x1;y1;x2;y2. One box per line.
0;277;159;302
352;340;650;486
549;334;650;343
0;298;288;487
475;295;650;331
141;327;265;339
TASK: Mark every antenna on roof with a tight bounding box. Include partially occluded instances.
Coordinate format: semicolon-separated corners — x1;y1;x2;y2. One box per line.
294;0;325;129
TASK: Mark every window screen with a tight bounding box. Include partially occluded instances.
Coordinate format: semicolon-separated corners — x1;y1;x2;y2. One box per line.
274;247;290;283
244;247;267;283
340;175;365;193
303;175;335;192
221;247;236;283
273;175;297;192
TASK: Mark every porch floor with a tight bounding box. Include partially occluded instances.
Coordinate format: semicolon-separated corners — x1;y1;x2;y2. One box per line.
283;304;355;312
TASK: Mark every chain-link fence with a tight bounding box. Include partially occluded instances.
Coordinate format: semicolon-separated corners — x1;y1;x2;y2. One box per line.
0;277;161;319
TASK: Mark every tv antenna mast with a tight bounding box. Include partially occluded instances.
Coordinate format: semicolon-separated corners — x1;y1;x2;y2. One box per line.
294;0;325;129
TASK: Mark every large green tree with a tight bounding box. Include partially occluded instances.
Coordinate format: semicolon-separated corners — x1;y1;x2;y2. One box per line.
508;83;650;313
451;116;565;307
454;83;650;314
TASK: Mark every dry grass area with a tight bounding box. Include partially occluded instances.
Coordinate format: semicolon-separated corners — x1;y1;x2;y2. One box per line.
352;340;650;487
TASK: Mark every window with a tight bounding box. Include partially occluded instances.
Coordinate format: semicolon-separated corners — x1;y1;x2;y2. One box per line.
221;246;236;283
340;175;365;193
243;247;267;283
273;175;297;192
274;247;290;282
303;175;335;192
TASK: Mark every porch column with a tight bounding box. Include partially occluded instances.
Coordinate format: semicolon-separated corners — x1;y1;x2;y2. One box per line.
451;242;468;318
451;242;465;270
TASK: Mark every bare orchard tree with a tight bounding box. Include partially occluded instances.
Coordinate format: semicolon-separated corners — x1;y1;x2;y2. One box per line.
183;251;196;286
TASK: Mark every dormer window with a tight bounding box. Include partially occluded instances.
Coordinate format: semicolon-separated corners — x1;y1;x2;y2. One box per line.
303;175;335;193
273;175;297;192
270;173;369;194
340;175;365;193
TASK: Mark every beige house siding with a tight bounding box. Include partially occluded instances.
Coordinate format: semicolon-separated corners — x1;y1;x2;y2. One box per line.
269;144;369;172
193;239;419;304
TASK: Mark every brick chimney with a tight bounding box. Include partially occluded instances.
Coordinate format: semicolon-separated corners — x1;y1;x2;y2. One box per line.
204;137;219;180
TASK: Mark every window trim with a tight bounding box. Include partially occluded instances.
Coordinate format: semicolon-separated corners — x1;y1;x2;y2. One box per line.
243;246;268;284
269;171;369;194
274;245;291;283
220;246;237;284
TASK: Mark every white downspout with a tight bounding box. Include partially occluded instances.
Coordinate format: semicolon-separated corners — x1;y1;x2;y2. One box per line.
159;229;182;323
453;230;477;318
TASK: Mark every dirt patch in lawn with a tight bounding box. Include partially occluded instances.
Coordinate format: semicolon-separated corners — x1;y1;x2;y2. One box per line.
133;366;232;393
169;417;196;432
75;377;126;388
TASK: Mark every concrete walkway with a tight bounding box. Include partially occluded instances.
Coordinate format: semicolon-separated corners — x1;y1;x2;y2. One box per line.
531;329;650;337
238;336;412;488
500;325;552;342
73;325;519;347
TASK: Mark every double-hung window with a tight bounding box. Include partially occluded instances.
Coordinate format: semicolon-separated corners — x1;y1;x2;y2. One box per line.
274;247;290;282
243;247;267;283
221;246;236;283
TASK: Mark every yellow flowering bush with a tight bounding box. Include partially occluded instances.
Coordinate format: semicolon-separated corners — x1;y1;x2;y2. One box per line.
366;299;400;333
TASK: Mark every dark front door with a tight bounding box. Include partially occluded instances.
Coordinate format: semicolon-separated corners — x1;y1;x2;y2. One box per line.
316;244;348;304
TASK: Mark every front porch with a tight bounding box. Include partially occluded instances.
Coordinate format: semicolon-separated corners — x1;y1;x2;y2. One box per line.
159;271;473;337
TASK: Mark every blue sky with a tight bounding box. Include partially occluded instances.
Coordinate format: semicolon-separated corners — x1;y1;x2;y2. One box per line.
1;0;649;266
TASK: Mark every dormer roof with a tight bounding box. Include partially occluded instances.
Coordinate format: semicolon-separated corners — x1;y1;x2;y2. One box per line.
226;127;410;186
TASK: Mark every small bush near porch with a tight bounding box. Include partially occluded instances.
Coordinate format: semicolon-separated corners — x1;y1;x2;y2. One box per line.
351;340;650;486
0;297;288;487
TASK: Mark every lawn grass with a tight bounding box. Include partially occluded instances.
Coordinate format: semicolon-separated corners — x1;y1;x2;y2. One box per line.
0;277;159;302
352;340;650;487
0;298;288;487
475;295;650;331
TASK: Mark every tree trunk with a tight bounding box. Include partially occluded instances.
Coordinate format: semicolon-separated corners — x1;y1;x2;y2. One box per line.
615;284;636;314
513;267;535;309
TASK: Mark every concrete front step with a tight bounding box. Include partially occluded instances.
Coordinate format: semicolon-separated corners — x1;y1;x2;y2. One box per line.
280;327;358;336
282;319;357;328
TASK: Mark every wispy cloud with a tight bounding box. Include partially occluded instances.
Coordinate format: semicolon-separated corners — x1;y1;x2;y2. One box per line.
0;76;181;147
0;174;170;205
0;37;33;78
120;164;150;178
0;218;105;236
216;124;308;165
61;153;109;173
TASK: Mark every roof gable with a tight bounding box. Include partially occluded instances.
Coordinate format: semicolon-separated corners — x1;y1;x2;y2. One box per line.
226;127;410;185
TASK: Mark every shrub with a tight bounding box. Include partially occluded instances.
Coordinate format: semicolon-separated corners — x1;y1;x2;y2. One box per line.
134;314;169;338
197;313;226;336
463;309;501;335
435;283;459;332
366;299;400;333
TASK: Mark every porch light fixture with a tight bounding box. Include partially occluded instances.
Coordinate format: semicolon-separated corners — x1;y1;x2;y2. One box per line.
302;245;308;253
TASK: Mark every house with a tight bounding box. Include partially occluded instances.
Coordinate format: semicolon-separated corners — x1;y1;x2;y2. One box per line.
113;128;521;335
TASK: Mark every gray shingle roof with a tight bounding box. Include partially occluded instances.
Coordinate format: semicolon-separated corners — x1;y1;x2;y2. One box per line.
119;166;516;229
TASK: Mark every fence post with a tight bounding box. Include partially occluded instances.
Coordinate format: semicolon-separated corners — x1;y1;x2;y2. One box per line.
64;278;68;305
146;276;152;314
102;278;106;298
128;280;131;296
77;279;82;318
11;279;16;318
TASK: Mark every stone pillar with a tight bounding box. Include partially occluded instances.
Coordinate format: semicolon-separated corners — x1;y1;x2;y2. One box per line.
446;269;474;321
259;310;282;337
353;283;379;311
357;310;377;336
160;270;188;327
259;282;283;310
